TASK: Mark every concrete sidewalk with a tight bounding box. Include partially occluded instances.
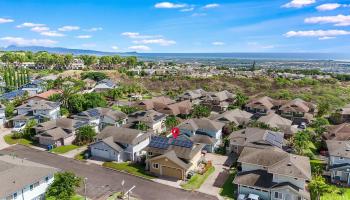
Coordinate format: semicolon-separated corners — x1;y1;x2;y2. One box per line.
0;128;12;150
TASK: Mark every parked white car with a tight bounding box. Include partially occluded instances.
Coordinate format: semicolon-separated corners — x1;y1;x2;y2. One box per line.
238;193;261;200
12;122;26;132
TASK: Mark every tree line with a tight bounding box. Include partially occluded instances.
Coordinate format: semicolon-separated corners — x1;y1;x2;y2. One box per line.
3;67;30;91
0;51;138;68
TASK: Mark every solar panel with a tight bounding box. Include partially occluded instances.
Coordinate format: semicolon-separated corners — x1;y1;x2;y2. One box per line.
87;109;100;117
265;131;283;148
149;136;169;149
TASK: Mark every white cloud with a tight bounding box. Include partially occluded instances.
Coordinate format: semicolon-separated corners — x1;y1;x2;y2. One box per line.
16;22;45;28
111;46;119;50
180;7;194;12
133;38;176;46
58;25;80;32
316;3;341;11
154;2;187;9
282;0;315;8
203;3;220;9
0;18;14;24
30;26;50;33
191;13;207;17
128;45;151;51
284;29;350;40
318;36;335;40
40;31;65;37
76;35;92;39
121;32;162;39
305;15;350;26
212;41;225;46
0;37;57;46
84;27;103;32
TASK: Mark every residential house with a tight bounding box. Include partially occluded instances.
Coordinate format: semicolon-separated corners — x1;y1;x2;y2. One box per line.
178;89;206;105
201;90;236;112
67;58;85;70
90;126;151;162
28;89;62;101
228;128;285;156
176;118;225;152
94;79;116;92
326;140;350;186
127;110;167;134
156;100;192;116
278;98;317;125
83;78;97;90
20;80;44;96
0;90;26;101
258;113;298;137
234;147;311;200
72;107;127;132
135;96;175;110
0;104;5;127
34;118;87;147
209;108;253;126
145;136;205;180
335;104;350;123
12;99;60;128
245;96;281;117
323;123;350;141
0;154;57;200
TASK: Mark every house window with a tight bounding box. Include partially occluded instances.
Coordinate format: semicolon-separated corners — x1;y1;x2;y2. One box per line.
340;157;344;160
13;193;17;199
34;181;40;187
148;152;153;156
30;184;34;190
297;197;302;200
45;176;49;182
274;192;283;199
153;163;159;169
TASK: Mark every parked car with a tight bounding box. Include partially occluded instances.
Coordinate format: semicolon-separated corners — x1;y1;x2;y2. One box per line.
298;122;306;129
238;193;261;200
12;122;26;132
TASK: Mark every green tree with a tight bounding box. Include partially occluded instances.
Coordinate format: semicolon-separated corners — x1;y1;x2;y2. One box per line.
5;102;14;118
99;56;113;68
126;56;137;68
136;121;149;131
23;119;37;137
228;92;248;110
317;101;330;117
67;94;86;114
292;130;311;155
48;93;62;102
308;175;329;200
79;55;97;67
75;125;96;145
81;71;107;82
119;106;139;114
63;54;74;67
46;172;81;200
165;116;179;129
191;105;211;118
83;92;107;110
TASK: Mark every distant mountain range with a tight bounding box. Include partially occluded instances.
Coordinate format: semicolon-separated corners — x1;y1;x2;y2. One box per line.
0;45;137;56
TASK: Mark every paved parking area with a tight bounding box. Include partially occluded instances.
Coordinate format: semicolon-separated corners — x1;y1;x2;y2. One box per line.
0;145;218;200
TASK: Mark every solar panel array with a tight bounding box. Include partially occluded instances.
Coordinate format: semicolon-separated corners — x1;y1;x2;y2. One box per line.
171;139;193;148
265;131;283;148
149;136;169;149
87;109;100;117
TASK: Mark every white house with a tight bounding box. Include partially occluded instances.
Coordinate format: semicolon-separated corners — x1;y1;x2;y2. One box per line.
326;140;350;185
0;154;57;200
90;126;151;162
0;104;6;127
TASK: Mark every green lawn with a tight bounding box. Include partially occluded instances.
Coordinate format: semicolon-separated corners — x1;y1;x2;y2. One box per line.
50;145;80;154
71;195;86;200
103;162;155;179
74;150;87;161
181;166;215;190
4;134;33;146
220;169;237;200
321;188;350;200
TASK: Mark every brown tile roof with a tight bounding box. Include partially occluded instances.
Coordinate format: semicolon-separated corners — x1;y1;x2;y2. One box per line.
258;113;297;135
148;150;191;169
158;100;192;115
280;98;316;113
238;147;311;180
326;140;350;158
136;96;175;110
35;89;62;100
324;123;350;141
246;96;275;110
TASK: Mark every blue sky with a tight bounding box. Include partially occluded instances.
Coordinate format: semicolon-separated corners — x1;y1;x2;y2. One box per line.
0;0;350;53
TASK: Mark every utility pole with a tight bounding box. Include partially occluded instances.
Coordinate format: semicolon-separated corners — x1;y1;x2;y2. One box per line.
84;177;88;200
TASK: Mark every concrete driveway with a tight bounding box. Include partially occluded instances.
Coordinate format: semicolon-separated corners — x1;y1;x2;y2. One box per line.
0;127;12;150
198;153;230;198
0;145;217;200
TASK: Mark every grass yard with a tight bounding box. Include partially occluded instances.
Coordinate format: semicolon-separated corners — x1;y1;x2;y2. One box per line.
4;134;33;146
50;145;80;154
321;187;350;200
74;150;88;161
220;169;237;200
103;162;155;179
181;166;215;190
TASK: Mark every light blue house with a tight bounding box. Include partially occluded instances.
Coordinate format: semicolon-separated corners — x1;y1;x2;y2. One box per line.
176;118;224;152
326;140;350;186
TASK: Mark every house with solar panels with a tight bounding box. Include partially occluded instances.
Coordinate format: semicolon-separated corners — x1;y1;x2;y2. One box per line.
145;136;205;180
72;107;127;132
0;90;26;101
234;147;311;200
90;126;151;162
228;128;286;156
20;79;45;96
93;79;117;92
34;118;88;147
176;118;225;153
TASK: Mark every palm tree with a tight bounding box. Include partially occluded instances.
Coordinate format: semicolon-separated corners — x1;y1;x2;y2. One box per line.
61;85;78;109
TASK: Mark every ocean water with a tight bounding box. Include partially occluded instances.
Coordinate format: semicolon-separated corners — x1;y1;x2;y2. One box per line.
134;53;350;61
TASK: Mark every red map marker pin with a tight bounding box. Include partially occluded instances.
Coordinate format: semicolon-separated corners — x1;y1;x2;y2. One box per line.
171;127;180;139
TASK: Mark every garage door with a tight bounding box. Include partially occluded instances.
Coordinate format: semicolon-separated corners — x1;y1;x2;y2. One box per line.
92;147;110;159
161;166;183;180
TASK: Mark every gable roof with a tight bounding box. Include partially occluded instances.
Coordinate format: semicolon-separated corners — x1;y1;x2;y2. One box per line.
238;147;311;180
35;118;86;133
17;99;60;111
136;96;175;110
180;89;205;100
0;155;57;197
128;110;166;124
148;150;190;169
326;140;350;158
158;100;192;115
96;126;151;145
280;98;316;113
210;109;253;125
246;96;275;110
73;107;127;121
258;113;297;135
324;123;350;141
177;118;225;132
